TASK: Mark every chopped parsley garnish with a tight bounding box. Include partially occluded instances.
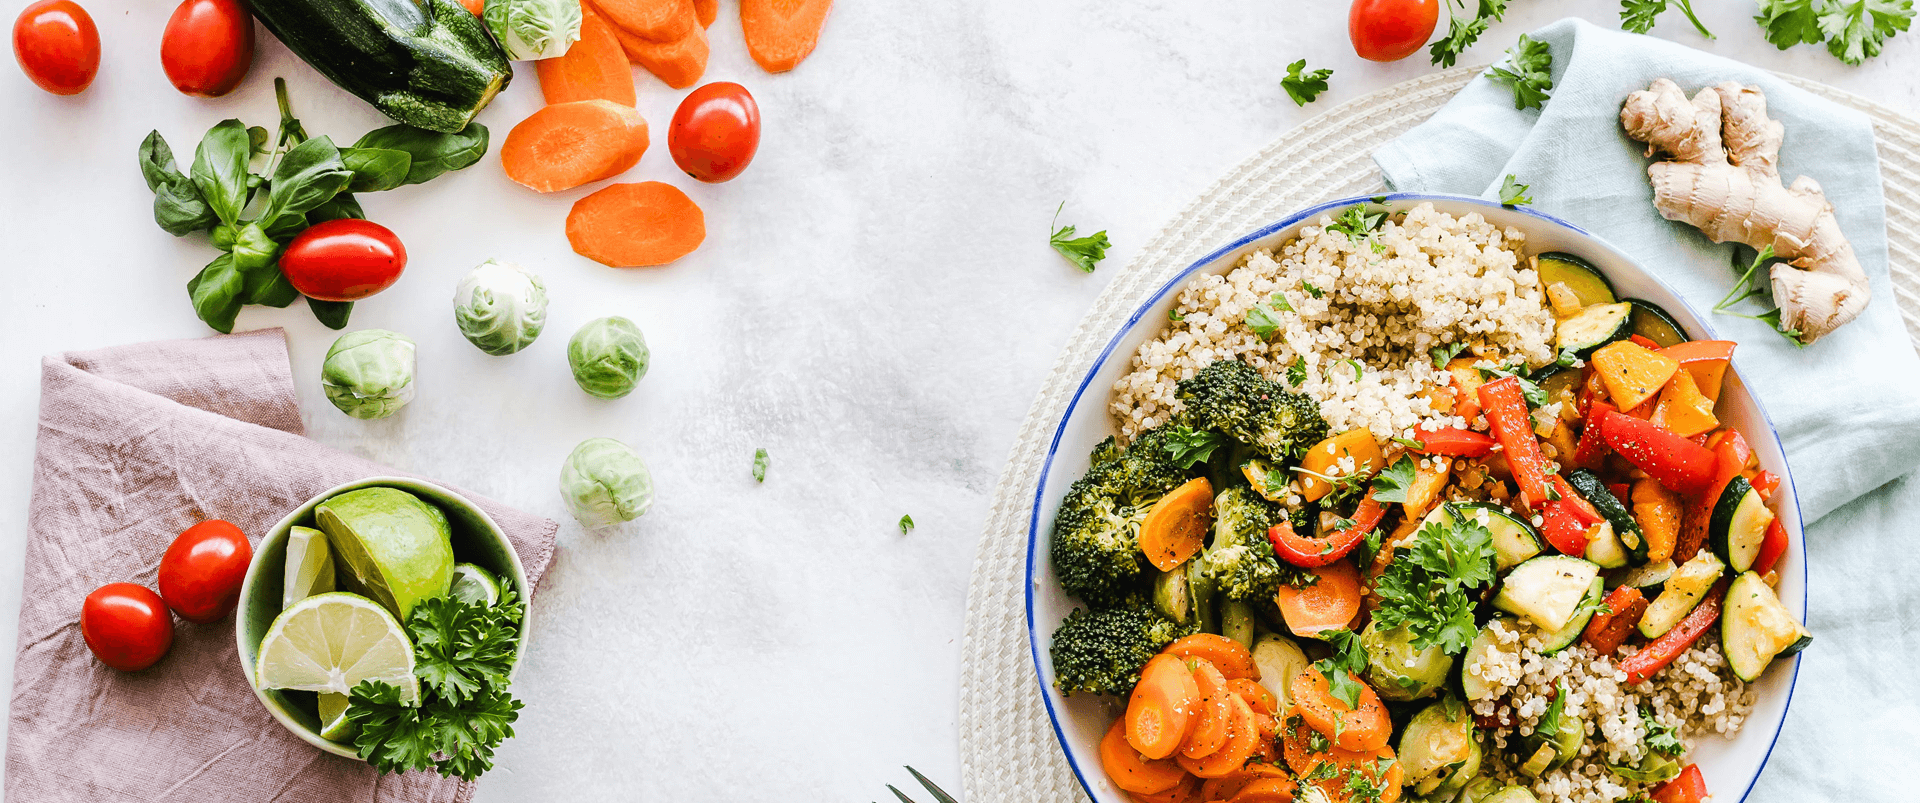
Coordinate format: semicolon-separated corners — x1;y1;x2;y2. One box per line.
899;514;916;534
752;448;769;482
1327;205;1387;241
1246;294;1293;338
1049;202;1110;272
1370;515;1496;654
1164;424;1231;469
1169;308;1185;322
1282;59;1333;106
1288;356;1309;386
1539;681;1569;739
1313;628;1371;709
1369;455;1418;504
1430;341;1468;368
1391;436;1424;450
1476;362;1549;407
1498;173;1534;206
1641;707;1684;756
1302;281;1325;299
1340;358;1364;381
1488;34;1554;111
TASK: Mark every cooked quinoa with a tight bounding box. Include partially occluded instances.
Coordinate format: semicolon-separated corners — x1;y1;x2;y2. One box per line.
1111;203;1557;443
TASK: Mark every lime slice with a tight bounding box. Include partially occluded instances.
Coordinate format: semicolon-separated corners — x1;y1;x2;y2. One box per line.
283;526;338;610
317;692;356;742
449;563;500;607
315;488;455;619
255;592;419;704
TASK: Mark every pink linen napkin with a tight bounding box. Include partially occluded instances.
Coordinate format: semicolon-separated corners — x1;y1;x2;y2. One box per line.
7;329;558;802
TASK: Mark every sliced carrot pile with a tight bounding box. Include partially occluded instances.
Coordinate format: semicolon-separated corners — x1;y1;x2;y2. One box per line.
611;21;709;88
1197;762;1290;802
1289;667;1390;752
1100;717;1188;796
502;100;648;193
566;181;706;267
1180;660;1232;760
536;7;636;106
1227;677;1276;715
593;0;694;42
1140;477;1212;571
1174;695;1257;778
1163;634;1257;681
458;0;482;14
1129;774;1201;803
692;0;715;27
740;0;832;73
1273;560;1362;637
1127;654;1200;760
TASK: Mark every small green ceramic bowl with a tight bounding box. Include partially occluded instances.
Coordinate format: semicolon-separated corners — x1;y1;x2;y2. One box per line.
234;477;531;759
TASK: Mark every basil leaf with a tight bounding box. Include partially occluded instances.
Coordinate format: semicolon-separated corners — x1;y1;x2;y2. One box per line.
342;147;413;193
190;120;253;226
139;131;218;235
353;123;489;186
309;297;354;329
137;130;182;192
260;135;353;230
187;254;246;333
308;193;365;225
245;267;301;308
230;223;281;272
248;125;271;155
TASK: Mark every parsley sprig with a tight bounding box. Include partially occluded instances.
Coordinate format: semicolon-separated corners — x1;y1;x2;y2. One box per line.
1431;0;1509;66
1498;174;1533;206
1246;294;1294;339
1757;0;1914;65
1049;202;1110;272
1369;456;1418;504
1283;60;1333;106
1164;424;1230;469
1622;0;1715;38
1371;515;1496;654
1713;245;1806;346
1641;706;1685;756
1313;628;1371;709
1488;35;1554;111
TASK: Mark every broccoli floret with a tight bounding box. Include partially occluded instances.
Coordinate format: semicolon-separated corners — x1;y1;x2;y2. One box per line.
1050;430;1190;608
1176;360;1329;462
1197;485;1289;602
1050;600;1193;697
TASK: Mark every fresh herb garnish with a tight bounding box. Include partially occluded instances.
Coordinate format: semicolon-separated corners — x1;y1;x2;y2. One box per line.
1291;465;1372;508
1328;205;1387;240
1283;59;1333;106
1756;0;1914;65
1246;294;1293;338
1391;436;1424;450
1049;202;1110;272
1713;244;1806;346
1302;281;1325;299
1371;515;1495;654
1288;356;1309;386
1641;707;1684;756
1340;358;1364;381
1164;425;1231;469
1431;341;1469;368
1169;308;1186;322
752;448;769;482
1622;0;1714;37
1488;34;1554;111
899;514;916;535
1539;681;1569;739
1431;0;1509;67
1477;362;1549;406
1313;628;1371;709
1498;173;1534;206
1370;455;1418;504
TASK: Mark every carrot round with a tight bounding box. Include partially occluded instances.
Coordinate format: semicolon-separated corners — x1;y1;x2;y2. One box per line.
1127;774;1202;803
1100;716;1188;795
611;20;708;88
1141;477;1213;571
593;0;693;42
566;181;706;267
1197;763;1288;802
1175;695;1258;778
1228;677;1277;715
1279;710;1319;776
1231;777;1299;803
740;0;832;73
1306;746;1401;803
1164;634;1258;681
502;100;648;193
537;7;636;106
1127;654;1201;760
1289;667;1389;752
1180;659;1231;760
691;0;714;26
1273;559;1362;638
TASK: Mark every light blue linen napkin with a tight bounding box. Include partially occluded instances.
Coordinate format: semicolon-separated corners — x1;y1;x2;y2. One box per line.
1376;18;1920;803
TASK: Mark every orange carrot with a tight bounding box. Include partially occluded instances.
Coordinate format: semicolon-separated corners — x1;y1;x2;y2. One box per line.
1279;710;1319;776
740;0;832;73
594;0;694;42
537;8;636;106
1164;634;1258;681
1180;660;1232;760
1175;695;1258;778
1306;746;1402;803
1230;777;1299;803
1273;560;1362;638
1127;654;1201;760
1140;477;1213;571
692;0;715;26
610;21;709;88
566;182;706;267
458;0;482;14
1101;717;1189;795
1289;667;1390;752
1127;774;1202;803
1197;764;1289;802
502;100;648;193
1227;678;1277;715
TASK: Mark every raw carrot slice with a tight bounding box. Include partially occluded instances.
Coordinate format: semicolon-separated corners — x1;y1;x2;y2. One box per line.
1127;654;1202;760
1289;666;1390;752
1180;660;1232;760
1128;774;1202;803
1228;677;1277;715
1273;560;1361;638
1175;695;1258;778
1140;477;1213;571
501;100;648;193
594;0;693;41
1164;634;1258;681
692;0;715;26
537;7;636;106
566;181;706;267
1101;717;1188;795
740;0;831;73
611;21;709;88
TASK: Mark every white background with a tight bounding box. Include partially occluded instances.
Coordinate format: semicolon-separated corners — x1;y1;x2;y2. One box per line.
3;1;1916;800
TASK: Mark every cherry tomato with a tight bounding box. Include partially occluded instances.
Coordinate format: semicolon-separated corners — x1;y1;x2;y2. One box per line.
279;219;408;302
669;81;761;183
1349;0;1439;63
12;0;99;96
81;583;174;671
161;0;253;97
157;519;252;623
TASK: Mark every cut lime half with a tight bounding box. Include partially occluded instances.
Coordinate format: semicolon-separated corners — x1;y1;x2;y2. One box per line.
283;526;338;610
255;592;418;704
317;692;356;742
449;563;500;607
314;487;455;619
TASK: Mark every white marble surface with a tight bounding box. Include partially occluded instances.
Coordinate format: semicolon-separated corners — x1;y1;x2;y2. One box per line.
4;1;1919;800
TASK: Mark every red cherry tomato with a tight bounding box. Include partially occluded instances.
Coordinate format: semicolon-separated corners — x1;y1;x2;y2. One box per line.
12;0;99;96
279;219;408;302
157;519;252;623
81;583;174;671
161;0;254;97
669;81;761;183
1349;0;1439;62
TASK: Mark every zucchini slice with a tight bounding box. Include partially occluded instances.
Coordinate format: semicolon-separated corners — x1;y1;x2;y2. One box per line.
1565;470;1647;563
1584;521;1629;569
1400;698;1479;795
1627;298;1690;347
1710;476;1774;573
1536;252;1617;307
1639;551;1726;638
1493;555;1601;633
1554;301;1633;355
1722;571;1812;681
1531;365;1583;420
1610;559;1676;592
1459;617;1515;702
1539;576;1605;654
1451;502;1543;570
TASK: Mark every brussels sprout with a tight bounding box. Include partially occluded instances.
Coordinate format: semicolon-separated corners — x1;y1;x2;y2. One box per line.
453;260;549;356
559;437;654;528
1400;697;1479;796
1361;620;1454;701
321;329;416;419
483;0;582;61
568;316;649;399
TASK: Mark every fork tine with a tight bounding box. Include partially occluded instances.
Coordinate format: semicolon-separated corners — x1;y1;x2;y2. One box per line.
887;784;918;803
906;767;959;803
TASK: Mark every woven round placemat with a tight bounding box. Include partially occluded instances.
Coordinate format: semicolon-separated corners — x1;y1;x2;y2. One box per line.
956;65;1920;803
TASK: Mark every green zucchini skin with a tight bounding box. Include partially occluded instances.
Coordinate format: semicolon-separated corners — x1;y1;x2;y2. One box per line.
250;0;512;133
1565;470;1647;564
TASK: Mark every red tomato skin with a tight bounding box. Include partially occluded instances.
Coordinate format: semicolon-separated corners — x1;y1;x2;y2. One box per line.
279;219;408;302
1348;0;1439;63
81;584;174;672
161;0;254;97
158;519;252;623
12;0;99;96
669;81;761;183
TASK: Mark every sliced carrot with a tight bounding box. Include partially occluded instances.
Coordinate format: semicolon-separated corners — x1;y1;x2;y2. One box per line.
1289;667;1389;752
502;100;648;193
1230;777;1298;803
1164;634;1258;681
1631;476;1681;563
1279;710;1319;776
537;7;636;106
740;0;832;73
1228;678;1277;715
1181;660;1232;760
1128;654;1201;760
1176;695;1258;778
594;0;693;42
611;21;709;88
567;181;706;267
1198;764;1289;802
1128;774;1202;803
692;0;715;26
458;0;482;14
1141;477;1213;571
1102;717;1188;795
1273;560;1362;638
1305;746;1401;803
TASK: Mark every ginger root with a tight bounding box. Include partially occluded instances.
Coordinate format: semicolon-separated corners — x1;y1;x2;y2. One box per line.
1620;78;1869;343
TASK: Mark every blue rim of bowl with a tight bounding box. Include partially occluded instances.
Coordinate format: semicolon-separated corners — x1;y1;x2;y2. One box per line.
1021;192;1806;803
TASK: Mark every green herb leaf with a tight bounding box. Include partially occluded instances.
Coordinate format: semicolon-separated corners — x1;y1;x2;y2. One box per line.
1312;628;1370;709
139;131;220;236
1288;356;1309;386
1164;425;1231;469
1341;358;1363;382
260;135;354;231
1477;363;1549;407
1282;59;1333;106
1302;281;1324;299
1327;205;1386;241
353;123;492;186
409;591;523;706
1431;341;1468;368
899;514;916;535
1169;308;1186;322
342;147;414;193
1756;0;1827;49
308;193;366;225
1246;296;1292;339
1623;0;1715;37
1488;34;1554;111
1391;436;1423;450
753;448;769;482
1370;456;1419;504
187;254;245;333
1499;174;1533;206
1641;707;1685;756
189;120;254;226
1430;0;1508;66
1049;203;1110;272
308;297;354;329
1371;514;1496;654
1819;0;1914;64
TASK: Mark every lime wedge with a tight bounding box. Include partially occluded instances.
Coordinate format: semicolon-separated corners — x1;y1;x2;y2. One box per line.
283;526;338;610
317;692;356;742
255;592;419;704
314;488;455;619
449;563;500;607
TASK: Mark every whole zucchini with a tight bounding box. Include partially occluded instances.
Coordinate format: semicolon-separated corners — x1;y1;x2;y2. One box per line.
251;0;511;133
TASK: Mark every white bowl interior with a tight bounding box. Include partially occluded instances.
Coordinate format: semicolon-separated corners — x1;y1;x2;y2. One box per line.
1024;194;1805;803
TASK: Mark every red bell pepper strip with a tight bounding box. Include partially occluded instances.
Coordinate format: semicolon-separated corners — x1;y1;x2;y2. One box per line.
1582;585;1650;655
1754;518;1790;576
1539;501;1589;555
1629;334;1662;350
1268;492;1385;568
1478;376;1555;510
1405;426;1495;457
1572;400;1615;470
1652;764;1709;803
1752;469;1780;503
1553;475;1603;526
1608;482;1633;503
1622;578;1729;685
1678;434;1753;562
1601;411;1715;496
